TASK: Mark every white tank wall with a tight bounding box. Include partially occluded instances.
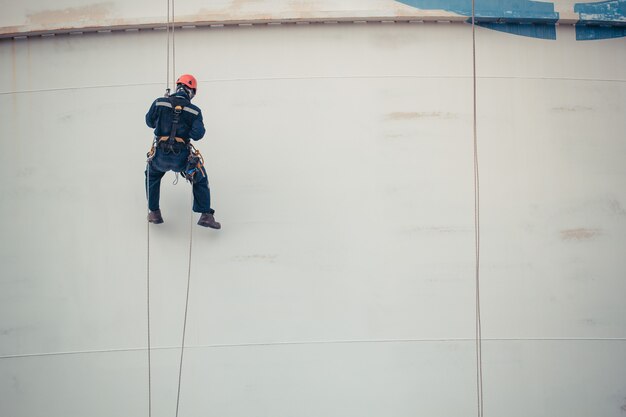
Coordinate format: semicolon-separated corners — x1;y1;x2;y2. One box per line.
1;18;625;417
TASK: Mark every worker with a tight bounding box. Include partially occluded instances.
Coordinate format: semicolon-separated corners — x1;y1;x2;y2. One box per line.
145;74;221;229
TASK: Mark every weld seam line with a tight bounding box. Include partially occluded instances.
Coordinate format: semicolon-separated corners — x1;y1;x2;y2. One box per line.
1;75;625;95
2;337;625;360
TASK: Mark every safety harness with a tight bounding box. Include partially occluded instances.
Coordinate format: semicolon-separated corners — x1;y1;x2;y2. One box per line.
146;95;206;184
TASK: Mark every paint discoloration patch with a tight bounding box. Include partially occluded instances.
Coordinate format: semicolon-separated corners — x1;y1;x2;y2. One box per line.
560;228;601;240
387;111;457;120
580;318;596;326
608;198;626;215
288;0;321;14
59;113;73;123
0;26;22;37
0;328;17;336
27;3;114;26
551;105;593;112
405;226;469;234
233;254;278;263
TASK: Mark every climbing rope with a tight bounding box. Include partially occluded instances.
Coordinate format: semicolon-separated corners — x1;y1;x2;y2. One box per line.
471;1;484;416
175;193;195;417
146;162;152;417
147;2;178;417
171;0;176;89
165;0;176;93
166;0;169;91
164;3;198;413
165;1;197;412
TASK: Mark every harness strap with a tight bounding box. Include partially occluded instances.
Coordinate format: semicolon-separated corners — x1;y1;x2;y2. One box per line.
159;136;186;144
169;105;183;143
154;97;199;154
156;100;199;116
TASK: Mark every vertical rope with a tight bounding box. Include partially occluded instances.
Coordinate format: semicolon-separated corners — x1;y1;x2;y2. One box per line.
146;163;152;417
172;0;176;87
166;0;170;92
148;4;173;415
166;0;195;414
471;1;484;416
175;193;195;417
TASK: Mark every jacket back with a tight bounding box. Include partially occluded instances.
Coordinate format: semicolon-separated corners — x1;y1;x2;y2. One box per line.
145;92;206;141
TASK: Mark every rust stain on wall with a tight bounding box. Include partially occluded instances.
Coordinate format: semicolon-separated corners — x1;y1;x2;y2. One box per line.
387;111;457;120
26;2;114;26
194;0;420;22
289;0;320;12
0;26;22;36
560;228;601;241
196;0;320;21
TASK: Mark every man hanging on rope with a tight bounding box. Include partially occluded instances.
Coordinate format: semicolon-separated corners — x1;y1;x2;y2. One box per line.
145;74;221;229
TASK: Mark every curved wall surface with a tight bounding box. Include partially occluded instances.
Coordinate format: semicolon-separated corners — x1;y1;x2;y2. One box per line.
1;1;625;417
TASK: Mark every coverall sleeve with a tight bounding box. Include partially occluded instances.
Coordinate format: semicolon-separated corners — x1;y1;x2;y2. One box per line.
145;100;158;128
189;110;206;140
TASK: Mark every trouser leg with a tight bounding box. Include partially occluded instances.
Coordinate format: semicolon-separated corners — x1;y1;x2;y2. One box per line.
145;163;166;211
191;167;214;214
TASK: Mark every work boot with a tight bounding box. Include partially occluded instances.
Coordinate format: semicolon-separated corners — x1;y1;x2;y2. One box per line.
147;210;164;224
198;213;221;229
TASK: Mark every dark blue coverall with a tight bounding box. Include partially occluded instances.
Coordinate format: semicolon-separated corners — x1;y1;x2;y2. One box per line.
145;90;214;214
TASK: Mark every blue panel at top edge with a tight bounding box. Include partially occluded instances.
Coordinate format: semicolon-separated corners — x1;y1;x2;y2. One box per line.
477;22;557;38
574;0;626;40
396;0;558;39
396;0;557;19
574;0;626;21
575;24;626;40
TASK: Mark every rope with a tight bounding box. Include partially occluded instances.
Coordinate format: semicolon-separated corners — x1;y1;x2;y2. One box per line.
146;162;153;417
172;0;176;88
175;193;195;417
166;0;176;91
147;3;174;415
169;6;195;414
166;0;170;92
471;1;484;417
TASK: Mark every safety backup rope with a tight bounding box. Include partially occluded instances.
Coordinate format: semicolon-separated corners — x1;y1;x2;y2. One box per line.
471;1;484;416
165;0;197;411
166;0;176;91
175;192;195;417
146;160;152;417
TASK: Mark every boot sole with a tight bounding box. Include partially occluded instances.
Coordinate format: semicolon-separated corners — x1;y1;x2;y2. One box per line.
198;221;220;229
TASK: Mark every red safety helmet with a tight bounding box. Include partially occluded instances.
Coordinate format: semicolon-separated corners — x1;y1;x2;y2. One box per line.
176;74;197;91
